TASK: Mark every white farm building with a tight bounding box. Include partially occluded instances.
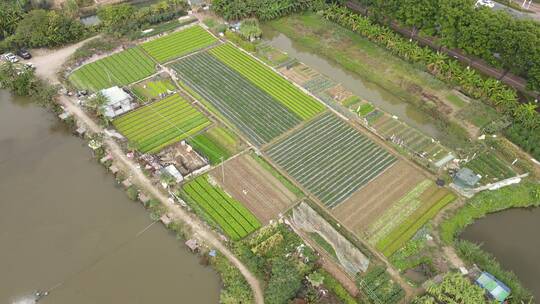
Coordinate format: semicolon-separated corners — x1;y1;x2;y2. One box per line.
100;86;134;118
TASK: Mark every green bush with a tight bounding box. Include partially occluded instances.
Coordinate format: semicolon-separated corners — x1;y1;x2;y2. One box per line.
126;185;139;201
212;0;324;21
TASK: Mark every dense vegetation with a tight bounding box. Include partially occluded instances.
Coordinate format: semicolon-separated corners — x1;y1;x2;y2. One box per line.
0;7;86;51
0;63;58;108
349;0;540;91
413;272;491;304
97;0;189;36
211;0;324;21
357;265;405;304
323;5;540;160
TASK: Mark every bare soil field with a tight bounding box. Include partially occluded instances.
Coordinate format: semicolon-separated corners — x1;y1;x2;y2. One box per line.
209;155;297;224
332;160;426;236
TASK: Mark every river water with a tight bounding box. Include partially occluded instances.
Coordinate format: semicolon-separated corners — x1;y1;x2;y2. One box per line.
461;208;540;299
261;30;441;138
0;90;220;304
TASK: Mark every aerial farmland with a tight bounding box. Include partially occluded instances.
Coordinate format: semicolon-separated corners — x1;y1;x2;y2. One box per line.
63;20;465;304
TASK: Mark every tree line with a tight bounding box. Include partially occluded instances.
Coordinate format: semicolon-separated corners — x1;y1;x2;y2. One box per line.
323;4;540;160
347;0;540;91
211;0;325;21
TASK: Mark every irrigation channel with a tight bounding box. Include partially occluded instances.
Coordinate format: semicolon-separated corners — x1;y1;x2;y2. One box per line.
461;208;540;300
261;29;442;139
0;90;220;304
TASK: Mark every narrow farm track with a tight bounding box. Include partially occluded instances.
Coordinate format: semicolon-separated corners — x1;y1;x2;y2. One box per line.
32;41;265;304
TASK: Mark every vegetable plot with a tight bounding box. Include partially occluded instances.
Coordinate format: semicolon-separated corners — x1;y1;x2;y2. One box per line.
68;47;155;91
171;52;301;146
141;25;217;63
210;43;325;120
183;175;261;240
266;112;396;208
113;94;210;154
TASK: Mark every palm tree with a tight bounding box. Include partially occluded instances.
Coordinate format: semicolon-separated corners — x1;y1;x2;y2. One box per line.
514;102;539;129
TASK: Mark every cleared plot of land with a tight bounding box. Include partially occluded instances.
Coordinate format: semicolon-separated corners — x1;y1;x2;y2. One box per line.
171;52;301;146
183;174;261;240
332;161;425;234
265;112;397;208
210;43;325;120
141;25;217;63
209;154;297;224
113;94;211;154
69;47;155;91
365;179;456;257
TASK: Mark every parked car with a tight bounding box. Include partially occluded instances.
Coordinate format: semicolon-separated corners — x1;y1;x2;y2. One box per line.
476;0;495;8
4;53;19;63
17;49;31;59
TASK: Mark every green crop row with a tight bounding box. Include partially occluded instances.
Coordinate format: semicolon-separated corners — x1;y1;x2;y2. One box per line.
377;193;456;256
210;43;325;120
141;25;217;63
171;52;301;146
183;175;260;239
69;47;155;91
112;94;210;153
188;132;231;165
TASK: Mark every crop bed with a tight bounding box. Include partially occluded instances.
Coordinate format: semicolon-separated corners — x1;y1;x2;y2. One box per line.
69;47;155;91
265;113;396;208
464;153;515;183
141;25;217;63
113;94;210;153
210;43;325;120
131;80;175;102
183;174;261;240
171;52;301;146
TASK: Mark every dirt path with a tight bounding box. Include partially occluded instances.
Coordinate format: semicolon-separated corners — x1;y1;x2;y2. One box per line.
33;40;265;304
31;36;101;84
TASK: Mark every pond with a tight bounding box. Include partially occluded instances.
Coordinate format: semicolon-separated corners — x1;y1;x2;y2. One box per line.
461;207;540;299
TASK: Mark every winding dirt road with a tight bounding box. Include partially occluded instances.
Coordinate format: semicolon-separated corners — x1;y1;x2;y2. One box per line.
32;38;265;304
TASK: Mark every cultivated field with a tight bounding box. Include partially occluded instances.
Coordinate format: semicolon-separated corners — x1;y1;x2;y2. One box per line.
112;94;211;153
209;154;297;224
265;112;397;208
171;52;301;146
183;174;261;240
367;180;456;256
131;79;175;102
463;153;515;183
141;25;217;63
332;161;426;234
69;47;155;91
210;43;325;120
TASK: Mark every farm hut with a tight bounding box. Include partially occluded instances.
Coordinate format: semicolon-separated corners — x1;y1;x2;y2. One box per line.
138;193;151;205
185;239;199;252
100;86;134;118
453;168;481;188
160;214;172;226
75;126;86;137
122;179;132;189
476;272;511;303
162;164;184;183
109;165;119;175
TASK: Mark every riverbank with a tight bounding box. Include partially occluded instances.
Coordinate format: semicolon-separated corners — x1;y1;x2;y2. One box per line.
440;182;540;303
0;90;221;303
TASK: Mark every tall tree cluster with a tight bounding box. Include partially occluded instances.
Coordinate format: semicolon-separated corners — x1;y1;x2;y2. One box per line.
352;0;540;91
212;0;324;21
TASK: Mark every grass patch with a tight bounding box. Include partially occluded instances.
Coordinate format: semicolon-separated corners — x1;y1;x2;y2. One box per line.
341;95;361;107
251;153;304;198
357;102;375;116
309;232;338;260
446;93;467;108
458;100;501;128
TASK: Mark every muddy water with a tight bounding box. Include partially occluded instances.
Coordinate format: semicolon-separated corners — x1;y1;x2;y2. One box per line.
261;30;441;138
461;208;540;299
0;90;220;304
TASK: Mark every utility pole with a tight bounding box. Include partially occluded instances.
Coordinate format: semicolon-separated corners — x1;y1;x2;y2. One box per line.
221;156;225;184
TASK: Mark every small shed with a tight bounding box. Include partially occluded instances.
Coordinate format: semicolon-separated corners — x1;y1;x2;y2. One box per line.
185;239;199;252
476;272;511;303
138;193;151;205
453;168;481;188
160;214;172;226
100;86;133;118
109;165;119;175
163;164;184;183
122;179;132;189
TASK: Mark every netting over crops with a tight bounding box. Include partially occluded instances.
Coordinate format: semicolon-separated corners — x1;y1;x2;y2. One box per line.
292;202;370;275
